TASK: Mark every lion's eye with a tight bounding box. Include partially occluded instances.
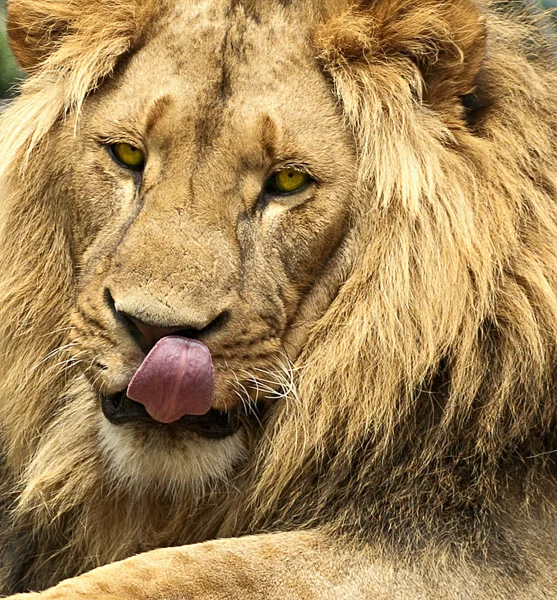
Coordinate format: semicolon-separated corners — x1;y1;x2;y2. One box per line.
266;168;310;195
110;143;145;171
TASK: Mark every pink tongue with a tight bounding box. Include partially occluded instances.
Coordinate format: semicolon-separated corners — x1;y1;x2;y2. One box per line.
127;336;214;424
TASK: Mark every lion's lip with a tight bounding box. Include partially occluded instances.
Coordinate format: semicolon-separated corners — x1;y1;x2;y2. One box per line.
101;391;242;439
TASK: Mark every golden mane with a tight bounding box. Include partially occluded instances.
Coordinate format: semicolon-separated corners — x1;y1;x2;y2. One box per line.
1;0;557;592
238;1;557;545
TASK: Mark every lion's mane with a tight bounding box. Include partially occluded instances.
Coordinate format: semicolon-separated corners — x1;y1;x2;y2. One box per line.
1;0;557;592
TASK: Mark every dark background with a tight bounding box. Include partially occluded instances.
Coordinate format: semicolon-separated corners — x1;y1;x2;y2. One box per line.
0;0;556;98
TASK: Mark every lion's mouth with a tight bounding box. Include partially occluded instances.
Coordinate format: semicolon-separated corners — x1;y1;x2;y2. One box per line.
101;392;243;439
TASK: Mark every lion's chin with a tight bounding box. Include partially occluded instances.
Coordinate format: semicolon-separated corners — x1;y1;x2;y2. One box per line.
98;415;247;496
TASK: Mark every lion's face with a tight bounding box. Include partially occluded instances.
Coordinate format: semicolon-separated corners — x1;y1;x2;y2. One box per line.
60;1;356;488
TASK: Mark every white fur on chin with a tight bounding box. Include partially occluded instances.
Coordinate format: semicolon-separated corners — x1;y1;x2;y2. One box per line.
98;415;247;497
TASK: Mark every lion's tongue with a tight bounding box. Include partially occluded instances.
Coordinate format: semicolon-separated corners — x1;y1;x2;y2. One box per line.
126;336;214;424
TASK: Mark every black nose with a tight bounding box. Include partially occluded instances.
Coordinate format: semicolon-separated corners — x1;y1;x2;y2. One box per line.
121;311;228;354
121;314;192;351
106;290;228;354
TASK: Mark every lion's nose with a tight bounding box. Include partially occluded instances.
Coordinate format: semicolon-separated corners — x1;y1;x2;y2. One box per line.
107;291;228;354
126;315;191;349
118;311;228;354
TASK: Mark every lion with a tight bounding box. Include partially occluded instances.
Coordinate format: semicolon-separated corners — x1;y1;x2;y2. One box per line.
1;0;557;597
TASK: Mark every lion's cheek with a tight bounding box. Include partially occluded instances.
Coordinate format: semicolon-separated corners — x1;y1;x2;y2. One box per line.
270;201;350;290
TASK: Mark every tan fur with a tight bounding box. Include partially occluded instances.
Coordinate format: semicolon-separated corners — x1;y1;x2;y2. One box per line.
2;0;557;597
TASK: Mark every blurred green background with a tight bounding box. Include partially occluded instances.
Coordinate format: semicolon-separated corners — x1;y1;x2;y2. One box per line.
0;0;556;98
0;0;21;98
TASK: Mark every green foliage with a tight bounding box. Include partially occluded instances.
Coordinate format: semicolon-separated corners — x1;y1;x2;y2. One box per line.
0;2;22;98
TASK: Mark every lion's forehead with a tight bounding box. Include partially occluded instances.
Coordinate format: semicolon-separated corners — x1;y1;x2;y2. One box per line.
134;0;317;106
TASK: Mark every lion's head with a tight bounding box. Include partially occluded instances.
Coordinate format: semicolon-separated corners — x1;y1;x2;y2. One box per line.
4;0;361;494
1;0;557;592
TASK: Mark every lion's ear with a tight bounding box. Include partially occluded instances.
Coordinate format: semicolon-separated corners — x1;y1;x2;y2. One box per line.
316;0;486;104
6;0;59;72
6;0;159;73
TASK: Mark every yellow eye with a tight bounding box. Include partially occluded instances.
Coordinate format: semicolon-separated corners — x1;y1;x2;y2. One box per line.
273;168;309;194
111;142;145;171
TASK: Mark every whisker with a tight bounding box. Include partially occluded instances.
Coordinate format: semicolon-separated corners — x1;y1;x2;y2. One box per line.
27;342;80;376
42;351;87;378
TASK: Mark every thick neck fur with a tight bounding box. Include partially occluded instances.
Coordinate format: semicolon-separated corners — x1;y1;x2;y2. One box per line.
2;0;557;594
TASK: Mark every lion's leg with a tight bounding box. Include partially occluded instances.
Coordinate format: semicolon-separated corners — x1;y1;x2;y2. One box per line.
7;529;548;599
6;531;377;600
